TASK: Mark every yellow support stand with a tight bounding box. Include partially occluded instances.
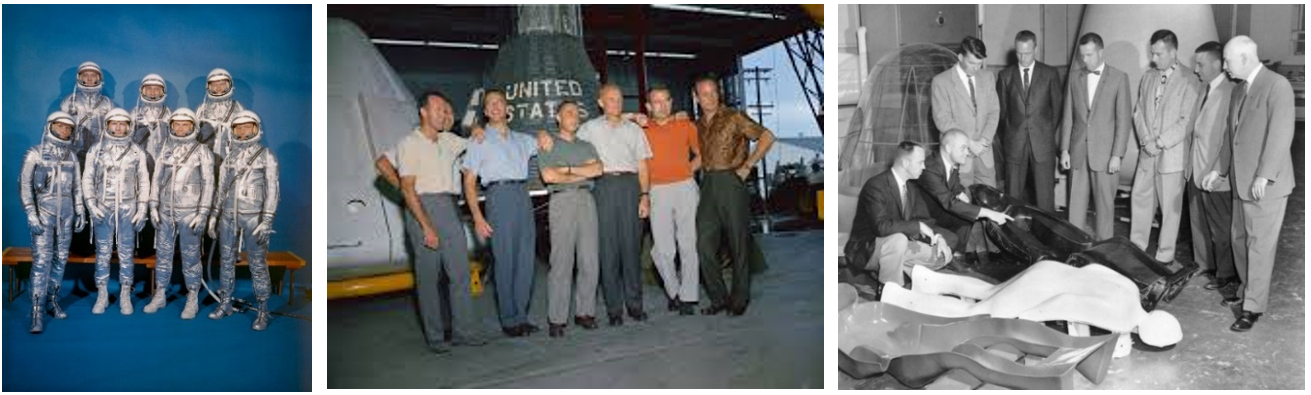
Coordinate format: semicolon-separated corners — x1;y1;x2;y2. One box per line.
326;259;487;300
817;190;824;220
470;260;484;296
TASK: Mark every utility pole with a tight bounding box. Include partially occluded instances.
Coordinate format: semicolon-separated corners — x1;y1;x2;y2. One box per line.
742;66;773;233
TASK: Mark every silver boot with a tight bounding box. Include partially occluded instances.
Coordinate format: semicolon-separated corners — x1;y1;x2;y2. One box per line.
48;285;68;319
119;286;134;315
208;295;232;320
143;287;167;314
252;299;270;331
30;305;44;333
181;290;199;320
92;284;109;314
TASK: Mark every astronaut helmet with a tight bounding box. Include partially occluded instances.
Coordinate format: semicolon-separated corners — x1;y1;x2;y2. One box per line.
103;108;133;141
168;108;198;140
140;74;166;104
76;61;103;93
46;111;76;144
229;110;262;143
206;68;234;100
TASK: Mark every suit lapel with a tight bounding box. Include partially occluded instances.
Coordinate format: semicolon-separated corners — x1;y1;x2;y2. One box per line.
955;70;976;116
885;173;906;221
1091;70;1108;117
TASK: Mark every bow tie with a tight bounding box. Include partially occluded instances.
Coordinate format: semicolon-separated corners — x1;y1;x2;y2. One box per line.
1084;68;1101;76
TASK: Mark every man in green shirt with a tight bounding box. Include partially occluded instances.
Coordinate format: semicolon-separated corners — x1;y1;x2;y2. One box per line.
537;100;604;338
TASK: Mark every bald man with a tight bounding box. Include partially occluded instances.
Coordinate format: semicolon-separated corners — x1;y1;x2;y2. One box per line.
1201;36;1296;332
915;129;1013;253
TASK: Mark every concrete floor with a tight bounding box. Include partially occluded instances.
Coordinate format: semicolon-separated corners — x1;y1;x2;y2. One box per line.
840;126;1305;390
330;230;823;388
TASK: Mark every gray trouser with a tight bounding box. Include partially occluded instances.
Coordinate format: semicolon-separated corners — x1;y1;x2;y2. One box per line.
405;193;476;345
650;179;700;302
1233;195;1287;313
596;173;643;316
547;189;599;324
1067;165;1118;241
1188;182;1234;278
486;182;536;327
697;171;753;307
1129;157;1185;262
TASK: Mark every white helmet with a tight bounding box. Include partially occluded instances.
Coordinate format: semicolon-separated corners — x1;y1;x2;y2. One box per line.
170;108;196;124
103;108;133;141
229;110;262;142
168;108;198;140
140;73;166;103
206;68;234;99
77;61;102;76
207;68;232;82
76;61;104;91
46;111;76;143
47;111;75;127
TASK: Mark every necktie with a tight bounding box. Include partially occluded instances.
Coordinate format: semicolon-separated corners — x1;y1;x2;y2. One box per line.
1022;68;1031;92
1084;68;1101;75
1154;73;1168;108
902;183;911;220
1233;81;1249;130
967;75;976;109
1200;86;1210;111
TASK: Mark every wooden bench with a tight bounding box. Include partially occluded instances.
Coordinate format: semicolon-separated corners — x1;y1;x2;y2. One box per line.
1;247;306;304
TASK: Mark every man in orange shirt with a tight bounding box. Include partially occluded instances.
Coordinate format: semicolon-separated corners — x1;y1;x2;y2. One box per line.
642;85;702;315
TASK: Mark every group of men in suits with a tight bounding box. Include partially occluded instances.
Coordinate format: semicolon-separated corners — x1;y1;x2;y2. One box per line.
847;30;1295;333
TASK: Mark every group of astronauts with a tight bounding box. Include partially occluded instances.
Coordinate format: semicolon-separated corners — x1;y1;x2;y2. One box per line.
19;61;280;333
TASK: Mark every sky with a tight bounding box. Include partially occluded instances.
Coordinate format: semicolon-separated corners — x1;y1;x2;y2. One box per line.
741;37;823;140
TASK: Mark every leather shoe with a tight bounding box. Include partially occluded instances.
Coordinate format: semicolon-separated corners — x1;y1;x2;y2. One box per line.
608;314;624;326
628;309;648;322
1221;296;1242;307
519;322;540;334
548;323;566;338
502;326;524;337
1196;269;1216;280
729;302;749;317
668;297;680;311
701;303;728;315
428;343;452;354
1230;311;1262;332
679;301;695;316
574;315;598;330
1205;276;1239;290
450;334;487;347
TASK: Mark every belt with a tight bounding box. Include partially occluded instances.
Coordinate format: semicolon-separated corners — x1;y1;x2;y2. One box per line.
484;179;525;187
551;184;592;194
602;171;636;177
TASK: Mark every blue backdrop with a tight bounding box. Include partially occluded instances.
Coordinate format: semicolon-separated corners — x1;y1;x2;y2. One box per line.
2;4;313;268
2;5;311;391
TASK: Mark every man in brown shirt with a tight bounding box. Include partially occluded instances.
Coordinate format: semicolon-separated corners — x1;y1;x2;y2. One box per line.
693;75;775;316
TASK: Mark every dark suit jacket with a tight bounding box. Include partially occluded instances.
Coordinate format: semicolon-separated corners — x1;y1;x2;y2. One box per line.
847;169;950;246
1214;66;1297;201
1060;64;1132;171
916;150;981;227
997;61;1063;164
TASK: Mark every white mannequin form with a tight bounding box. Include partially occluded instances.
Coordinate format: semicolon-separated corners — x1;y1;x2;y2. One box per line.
881;261;1182;347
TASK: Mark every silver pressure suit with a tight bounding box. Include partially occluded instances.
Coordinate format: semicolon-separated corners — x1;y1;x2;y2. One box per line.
20;123;85;312
150;128;213;293
83;128;150;290
212;130;279;304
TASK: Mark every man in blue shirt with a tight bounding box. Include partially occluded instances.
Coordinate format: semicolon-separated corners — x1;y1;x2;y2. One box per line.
463;89;540;337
